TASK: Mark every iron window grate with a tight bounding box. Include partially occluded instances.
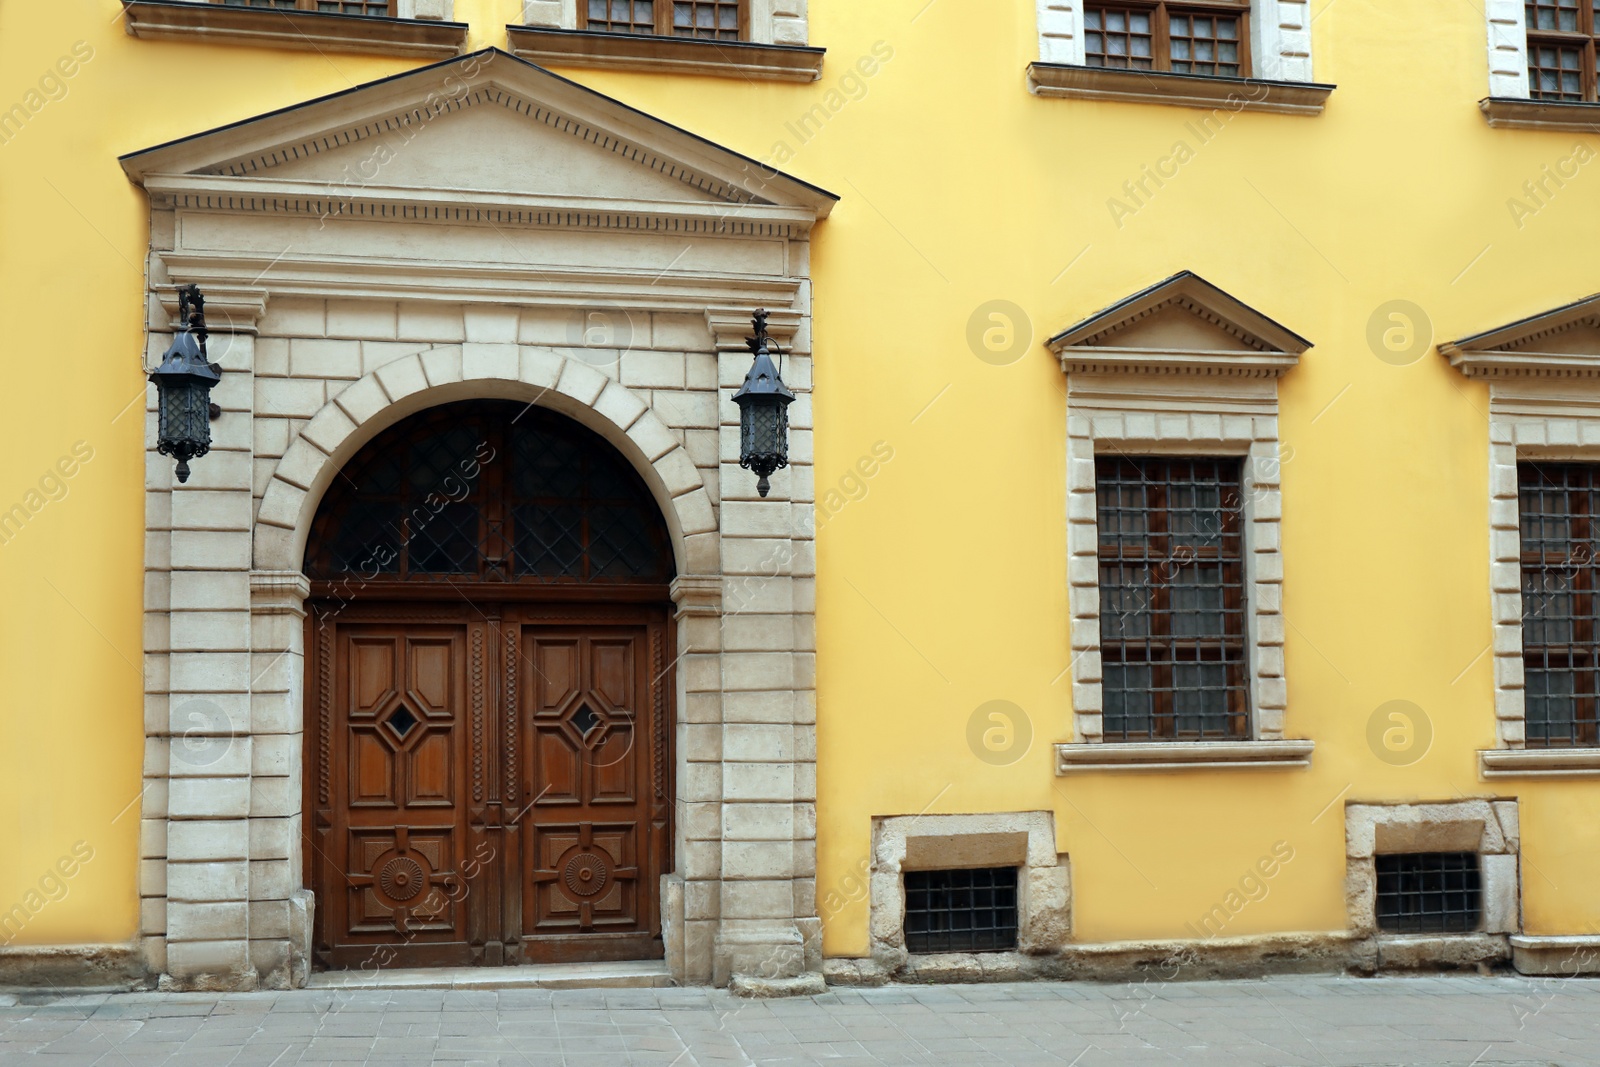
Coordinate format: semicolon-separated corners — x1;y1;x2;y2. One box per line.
1084;1;1248;75
1519;462;1600;747
1096;456;1250;741
1374;853;1482;934
902;867;1018;954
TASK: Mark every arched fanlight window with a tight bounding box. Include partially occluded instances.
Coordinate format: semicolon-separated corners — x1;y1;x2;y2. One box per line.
305;400;673;585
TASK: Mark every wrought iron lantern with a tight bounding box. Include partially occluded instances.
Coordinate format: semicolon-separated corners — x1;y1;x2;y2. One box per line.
149;284;222;484
732;309;795;498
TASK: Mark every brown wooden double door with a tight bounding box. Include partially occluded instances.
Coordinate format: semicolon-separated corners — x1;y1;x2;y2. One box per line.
305;599;673;970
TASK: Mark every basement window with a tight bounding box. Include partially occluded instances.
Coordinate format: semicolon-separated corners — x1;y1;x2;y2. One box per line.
903;867;1018;953
1375;853;1482;934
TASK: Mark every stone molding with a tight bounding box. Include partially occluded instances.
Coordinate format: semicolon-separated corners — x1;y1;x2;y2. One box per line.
1444;297;1600;759
1051;273;1306;747
865;812;1070;975
1510;934;1600;975
1344;801;1520;968
1034;0;1314;83
521;0;809;48
505;26;824;82
1027;64;1333;115
121;1;468;58
1056;739;1313;773
130;49;827;991
1479;96;1600;131
1483;0;1532;101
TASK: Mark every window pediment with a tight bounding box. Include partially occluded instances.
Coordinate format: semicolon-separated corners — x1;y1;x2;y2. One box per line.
1046;271;1311;378
1442;294;1600;378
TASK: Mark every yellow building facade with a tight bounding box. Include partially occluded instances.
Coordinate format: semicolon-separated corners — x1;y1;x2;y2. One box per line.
4;0;1600;990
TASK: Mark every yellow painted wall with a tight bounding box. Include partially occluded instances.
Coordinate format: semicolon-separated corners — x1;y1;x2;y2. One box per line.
1;0;1597;953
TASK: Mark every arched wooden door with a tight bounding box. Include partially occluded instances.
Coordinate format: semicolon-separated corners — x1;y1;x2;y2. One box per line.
302;401;675;970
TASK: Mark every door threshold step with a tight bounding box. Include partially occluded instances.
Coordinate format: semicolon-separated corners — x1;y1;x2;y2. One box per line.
307;960;674;991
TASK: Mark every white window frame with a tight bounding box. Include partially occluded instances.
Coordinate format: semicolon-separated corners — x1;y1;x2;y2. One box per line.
1486;0;1533;98
1035;0;1314;82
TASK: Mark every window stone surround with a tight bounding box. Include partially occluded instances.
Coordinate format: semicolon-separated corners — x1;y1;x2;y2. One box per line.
127;53;835;992
1034;0;1314;83
1442;297;1600;776
861;812;1071;979
1344;801;1520;970
1485;0;1531;100
1046;273;1312;770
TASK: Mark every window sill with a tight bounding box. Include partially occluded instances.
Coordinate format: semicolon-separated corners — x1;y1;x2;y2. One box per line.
1055;739;1314;774
1480;96;1600;132
121;1;468;58
1027;63;1334;115
505;26;824;83
1479;748;1600;778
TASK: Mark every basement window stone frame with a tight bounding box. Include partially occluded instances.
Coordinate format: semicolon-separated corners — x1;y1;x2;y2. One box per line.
509;0;823;82
1029;0;1333;114
1479;0;1600;129
1442;293;1600;779
1344;801;1520;970
1049;272;1315;774
863;812;1071;980
120;0;468;57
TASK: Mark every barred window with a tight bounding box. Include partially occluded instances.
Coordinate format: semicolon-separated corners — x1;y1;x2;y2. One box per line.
1084;1;1248;77
582;0;743;39
1519;463;1600;746
902;868;1019;953
1374;853;1482;934
1096;457;1249;741
1525;0;1600;101
216;0;397;13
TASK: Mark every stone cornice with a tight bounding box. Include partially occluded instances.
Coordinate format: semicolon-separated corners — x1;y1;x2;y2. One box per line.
505;25;825;83
121;1;469;59
1027;63;1335;115
156;250;802;315
120;50;838;219
1479;96;1600;132
142;173;819;239
707;307;803;355
1056;740;1315;773
1442;294;1600;379
671;575;722;617
155;284;269;335
250;571;311;616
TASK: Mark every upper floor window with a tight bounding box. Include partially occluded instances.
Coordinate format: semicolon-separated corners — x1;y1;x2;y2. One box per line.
1096;456;1249;741
218;0;396;13
1519;462;1600;746
1084;0;1248;77
1525;0;1600;100
583;0;743;40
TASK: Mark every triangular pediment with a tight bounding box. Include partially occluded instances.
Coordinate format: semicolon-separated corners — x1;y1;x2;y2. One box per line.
1047;272;1311;378
121;48;836;221
1443;294;1600;378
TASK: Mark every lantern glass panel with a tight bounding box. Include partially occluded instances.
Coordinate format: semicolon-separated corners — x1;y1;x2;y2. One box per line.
159;380;213;453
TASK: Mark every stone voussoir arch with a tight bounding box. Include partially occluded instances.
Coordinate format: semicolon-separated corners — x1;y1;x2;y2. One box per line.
252;343;719;578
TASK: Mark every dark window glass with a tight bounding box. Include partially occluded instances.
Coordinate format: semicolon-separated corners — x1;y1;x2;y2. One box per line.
1525;1;1600;101
1519;463;1600;746
306;400;673;586
1084;1;1247;76
1096;456;1249;740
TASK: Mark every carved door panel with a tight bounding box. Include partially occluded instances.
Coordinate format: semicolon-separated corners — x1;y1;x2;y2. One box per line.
519;623;665;962
311;618;482;970
308;604;671;970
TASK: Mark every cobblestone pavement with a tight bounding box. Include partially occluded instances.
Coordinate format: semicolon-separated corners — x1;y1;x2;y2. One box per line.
4;975;1600;1066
